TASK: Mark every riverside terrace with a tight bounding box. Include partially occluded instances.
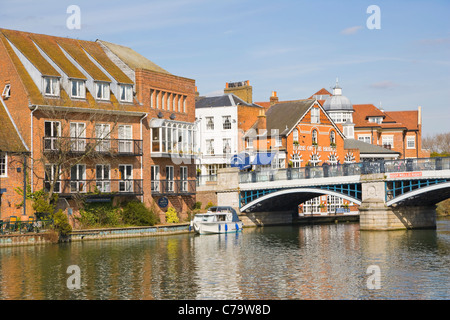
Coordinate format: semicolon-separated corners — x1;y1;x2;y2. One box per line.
212;156;450;230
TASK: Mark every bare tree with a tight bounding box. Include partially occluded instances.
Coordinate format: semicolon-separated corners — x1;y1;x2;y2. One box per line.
422;132;450;155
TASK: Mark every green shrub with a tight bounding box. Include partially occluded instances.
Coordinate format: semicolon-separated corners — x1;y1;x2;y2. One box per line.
121;201;159;226
77;202;122;228
165;207;179;223
205;201;214;210
52;209;72;236
193;201;202;210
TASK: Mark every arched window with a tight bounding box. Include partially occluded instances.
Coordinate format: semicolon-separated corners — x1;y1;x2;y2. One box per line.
312;129;318;145
293;128;299;144
330;130;336;145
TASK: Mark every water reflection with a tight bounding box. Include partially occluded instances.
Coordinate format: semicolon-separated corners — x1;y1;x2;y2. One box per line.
0;218;449;300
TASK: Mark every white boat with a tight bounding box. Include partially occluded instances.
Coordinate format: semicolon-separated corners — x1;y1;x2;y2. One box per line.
190;206;243;235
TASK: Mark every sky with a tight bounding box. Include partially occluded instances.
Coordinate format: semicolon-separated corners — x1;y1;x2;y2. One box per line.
1;0;449;136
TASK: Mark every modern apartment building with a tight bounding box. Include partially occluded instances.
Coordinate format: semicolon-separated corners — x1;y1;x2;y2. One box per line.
0;28;196;222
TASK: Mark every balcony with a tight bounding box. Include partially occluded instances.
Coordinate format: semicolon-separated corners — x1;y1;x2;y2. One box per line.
44;179;144;197
43;137;143;156
151;179;196;196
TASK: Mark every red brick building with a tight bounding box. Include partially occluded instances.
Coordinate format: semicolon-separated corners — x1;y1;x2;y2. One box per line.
0;98;29;219
0;28;196;223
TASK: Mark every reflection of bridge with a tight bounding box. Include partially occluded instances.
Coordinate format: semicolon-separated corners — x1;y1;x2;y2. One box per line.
214;157;450;231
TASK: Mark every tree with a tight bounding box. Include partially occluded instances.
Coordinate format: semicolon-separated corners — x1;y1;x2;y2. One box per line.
422;132;450;156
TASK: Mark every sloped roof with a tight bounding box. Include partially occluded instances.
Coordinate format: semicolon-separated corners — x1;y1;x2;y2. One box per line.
385;110;419;131
309;88;332;99
98;40;171;75
265;99;315;136
0;102;28;153
196;93;262;109
344;139;399;154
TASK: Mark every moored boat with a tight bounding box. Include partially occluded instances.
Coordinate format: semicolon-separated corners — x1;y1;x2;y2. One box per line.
190;206;243;235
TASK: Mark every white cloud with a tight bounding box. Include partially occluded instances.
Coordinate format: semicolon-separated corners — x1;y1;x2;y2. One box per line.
370;81;399;90
340;26;363;35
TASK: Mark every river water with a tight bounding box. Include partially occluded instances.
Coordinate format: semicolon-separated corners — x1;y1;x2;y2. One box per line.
0;217;449;300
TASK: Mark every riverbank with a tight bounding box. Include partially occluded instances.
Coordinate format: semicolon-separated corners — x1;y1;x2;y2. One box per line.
0;214;363;247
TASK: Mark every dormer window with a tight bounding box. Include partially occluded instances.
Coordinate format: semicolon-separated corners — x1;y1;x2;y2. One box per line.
95;82;110;101
43;77;59;97
368;117;383;124
71;80;86;99
119;84;133;103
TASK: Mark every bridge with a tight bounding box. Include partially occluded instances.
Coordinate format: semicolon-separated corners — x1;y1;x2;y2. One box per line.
213;157;450;230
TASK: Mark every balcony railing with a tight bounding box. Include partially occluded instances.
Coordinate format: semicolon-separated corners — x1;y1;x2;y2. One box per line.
151;179;196;196
43;137;143;156
44;179;144;196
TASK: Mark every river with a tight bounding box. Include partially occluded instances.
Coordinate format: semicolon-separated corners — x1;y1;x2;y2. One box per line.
0;217;449;300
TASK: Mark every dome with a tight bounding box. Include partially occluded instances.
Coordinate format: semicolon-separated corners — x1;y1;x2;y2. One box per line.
322;80;353;111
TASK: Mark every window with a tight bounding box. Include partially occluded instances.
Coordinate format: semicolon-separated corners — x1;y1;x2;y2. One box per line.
223;138;231;154
407;136;415;149
358;135;371;144
150;89;155;108
156;90;160;109
44;164;60;193
382;135;394;149
310;153;320;166
166;166;174;192
223;116;232;130
368;117;383;124
206;117;214;130
245;137;253;149
0;153;6;177
119;164;133;192
70;122;86;152
275;136;282;147
44;121;61;151
118;125;133;153
43;77;59;96
311;108;320;123
291;154;301;168
162;92;166;110
119;84;133;102
330;130;336;145
312;130;318;145
206;139;214;155
95;82;110;100
293;129;299;144
2;84;11;98
151;165;160;192
71;80;85;98
180;166;188;192
152;128;160;152
183;96;186;113
70;164;86;193
96;164;110;193
95;124;110;152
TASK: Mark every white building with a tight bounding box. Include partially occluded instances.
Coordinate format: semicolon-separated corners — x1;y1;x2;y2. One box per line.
195;91;263;178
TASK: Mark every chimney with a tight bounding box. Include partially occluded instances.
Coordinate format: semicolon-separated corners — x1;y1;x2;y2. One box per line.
224;80;253;104
256;109;267;131
195;86;199;97
270;91;279;106
418;106;422;126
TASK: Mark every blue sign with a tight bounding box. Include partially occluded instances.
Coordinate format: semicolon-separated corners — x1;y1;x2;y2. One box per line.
158;197;169;208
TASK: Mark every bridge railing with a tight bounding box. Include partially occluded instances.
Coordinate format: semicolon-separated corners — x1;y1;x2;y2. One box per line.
239;157;450;184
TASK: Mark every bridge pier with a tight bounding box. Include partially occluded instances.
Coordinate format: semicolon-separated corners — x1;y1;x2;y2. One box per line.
359;174;436;230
